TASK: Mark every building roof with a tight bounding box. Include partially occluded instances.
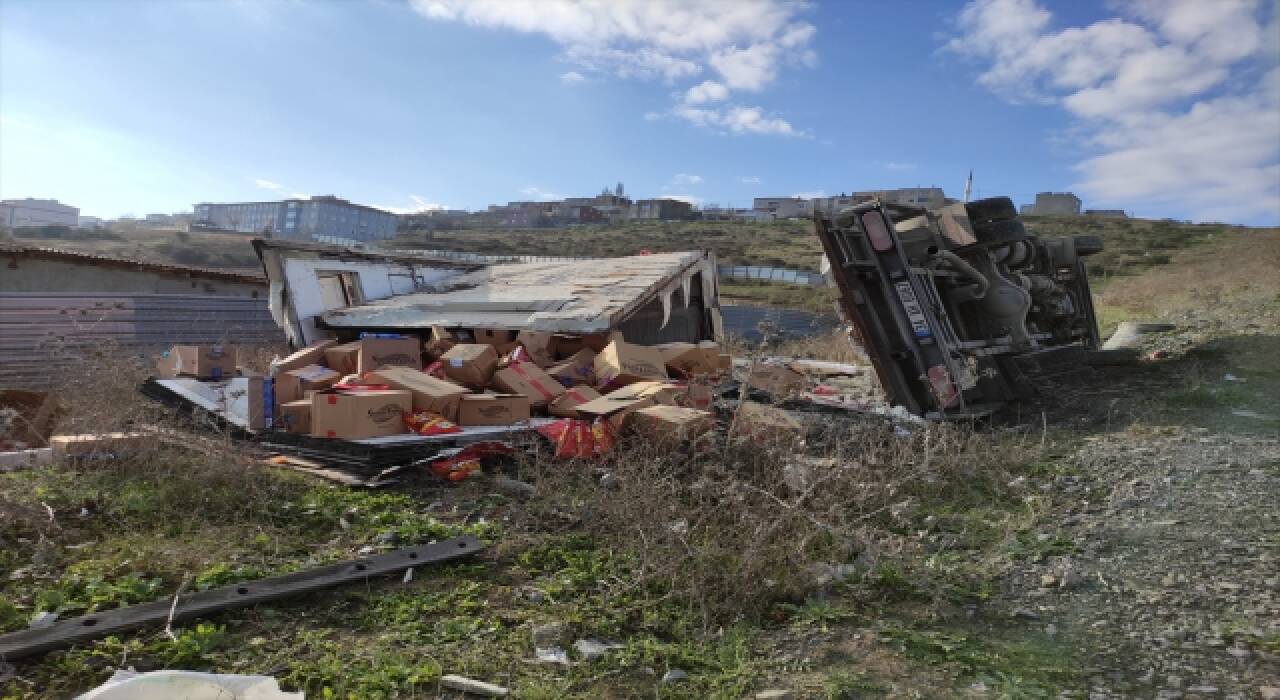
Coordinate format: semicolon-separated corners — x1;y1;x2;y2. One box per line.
0;242;267;284
194;195;395;217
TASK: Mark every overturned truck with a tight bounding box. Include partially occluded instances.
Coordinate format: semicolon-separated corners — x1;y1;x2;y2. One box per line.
815;196;1104;419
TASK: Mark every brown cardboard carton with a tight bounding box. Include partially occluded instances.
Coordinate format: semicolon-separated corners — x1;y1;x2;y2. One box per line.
156;345;237;380
311;390;411;439
698;341;723;370
323;341;363;375
733;401;804;442
472;328;515;346
274;339;338;374
424;326;456;359
747;365;806;395
494;340;520;357
358;337;422;373
491;362;566;407
574;394;656;430
718;353;734;371
275;364;341;407
603;380;679;405
552;335;585;359
515;331;558;367
674;382;715;410
546;348;597;386
440;344;500;388
625;405;714;442
457;393;531;426
593;340;668;389
547;385;602;418
278;399;312;434
367;366;469;421
655;342;719;375
582;332;621;352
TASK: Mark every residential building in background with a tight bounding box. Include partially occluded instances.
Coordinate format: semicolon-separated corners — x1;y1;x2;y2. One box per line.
630;198;693;221
753;197;812;219
77;215;105;229
1021;192;1083;216
1085;209;1128;218
0;198;79;228
193;195;397;240
851;187;948;209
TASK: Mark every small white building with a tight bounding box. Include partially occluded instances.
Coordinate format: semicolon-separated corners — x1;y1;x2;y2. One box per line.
78;215;105;229
752;197;812;219
0;198;79;228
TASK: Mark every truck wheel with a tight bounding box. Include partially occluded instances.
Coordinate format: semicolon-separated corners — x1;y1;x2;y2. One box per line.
974;218;1027;246
965;197;1017;225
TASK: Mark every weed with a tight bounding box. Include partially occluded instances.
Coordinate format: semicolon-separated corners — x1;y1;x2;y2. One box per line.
823;670;887;698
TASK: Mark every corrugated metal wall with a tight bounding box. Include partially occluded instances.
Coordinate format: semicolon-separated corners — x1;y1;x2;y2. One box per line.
0;293;285;388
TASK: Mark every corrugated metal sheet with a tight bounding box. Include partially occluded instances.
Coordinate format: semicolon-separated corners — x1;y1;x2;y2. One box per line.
0;293;285;388
0;242;267;284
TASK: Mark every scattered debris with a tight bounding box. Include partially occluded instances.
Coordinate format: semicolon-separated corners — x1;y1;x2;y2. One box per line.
439;674;509;697
76;669;302;700
0;536;483;660
492;476;536;499
0;447;53;472
573;638;622;661
661;668;689;684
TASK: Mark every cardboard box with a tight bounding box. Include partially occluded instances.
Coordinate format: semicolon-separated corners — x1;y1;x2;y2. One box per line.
574;394;656;430
457;393;531;426
733;401;804;442
656;342;720;375
491;362;566;407
240;375;274;432
674;382;715;410
747;365;807;395
593;340;668;389
625;405;714;442
367;366;470;421
546;348;597;387
0;389;61;448
273;339;338;375
440;344;499;388
472;328;515;346
582;332;620;352
424;327;456;359
358;337;422;373
278;399;312;434
156;345;237;380
718;353;734;371
494;340;520;358
603;380;679;406
275;364;341;407
311;390;411;439
323;341;363;375
547;385;602;418
515;331;558;367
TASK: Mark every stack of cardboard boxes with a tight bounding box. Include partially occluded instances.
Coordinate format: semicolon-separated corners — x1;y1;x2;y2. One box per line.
159;329;732;445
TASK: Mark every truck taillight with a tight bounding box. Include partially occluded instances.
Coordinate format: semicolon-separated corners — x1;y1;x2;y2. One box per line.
927;365;959;408
861;211;895;252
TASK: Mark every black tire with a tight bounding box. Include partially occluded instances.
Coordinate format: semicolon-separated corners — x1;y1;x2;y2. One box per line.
965;196;1017;225
973;218;1027;246
1073;234;1104;256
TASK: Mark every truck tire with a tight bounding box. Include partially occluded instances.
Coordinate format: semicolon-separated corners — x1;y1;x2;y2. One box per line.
973;218;1027;246
965;197;1017;225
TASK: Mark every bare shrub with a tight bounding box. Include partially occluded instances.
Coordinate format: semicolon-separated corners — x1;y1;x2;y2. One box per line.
524;416;1036;628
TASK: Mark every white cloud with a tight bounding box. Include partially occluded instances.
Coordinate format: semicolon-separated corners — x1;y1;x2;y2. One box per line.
883;162;916;171
672;173;703;185
289;192;308;200
374;195;450;214
737;175;762;184
663;193;703;206
411;0;817;136
684;80;729;104
668;103;804;136
792;190;826;199
949;0;1279;222
520;186;563;201
559;71;586;85
254;178;283;190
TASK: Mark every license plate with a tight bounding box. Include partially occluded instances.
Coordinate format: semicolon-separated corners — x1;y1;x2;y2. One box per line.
894;281;932;338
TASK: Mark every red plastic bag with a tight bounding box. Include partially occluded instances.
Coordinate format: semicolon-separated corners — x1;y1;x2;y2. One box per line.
424;441;514;480
422;360;447;380
536;418;596;459
404;411;462;436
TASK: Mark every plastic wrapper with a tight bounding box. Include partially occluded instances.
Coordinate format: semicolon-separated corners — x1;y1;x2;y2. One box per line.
404;411;462;436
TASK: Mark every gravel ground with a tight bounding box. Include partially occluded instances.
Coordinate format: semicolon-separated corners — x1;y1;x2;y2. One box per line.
996;427;1280;699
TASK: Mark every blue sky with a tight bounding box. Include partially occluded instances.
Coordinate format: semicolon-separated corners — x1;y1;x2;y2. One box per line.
2;0;1277;224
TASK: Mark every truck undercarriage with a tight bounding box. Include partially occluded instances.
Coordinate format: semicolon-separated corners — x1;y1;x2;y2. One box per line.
815;196;1105;419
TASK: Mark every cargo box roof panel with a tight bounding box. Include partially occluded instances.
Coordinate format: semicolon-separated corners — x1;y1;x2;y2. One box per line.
318;252;706;333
